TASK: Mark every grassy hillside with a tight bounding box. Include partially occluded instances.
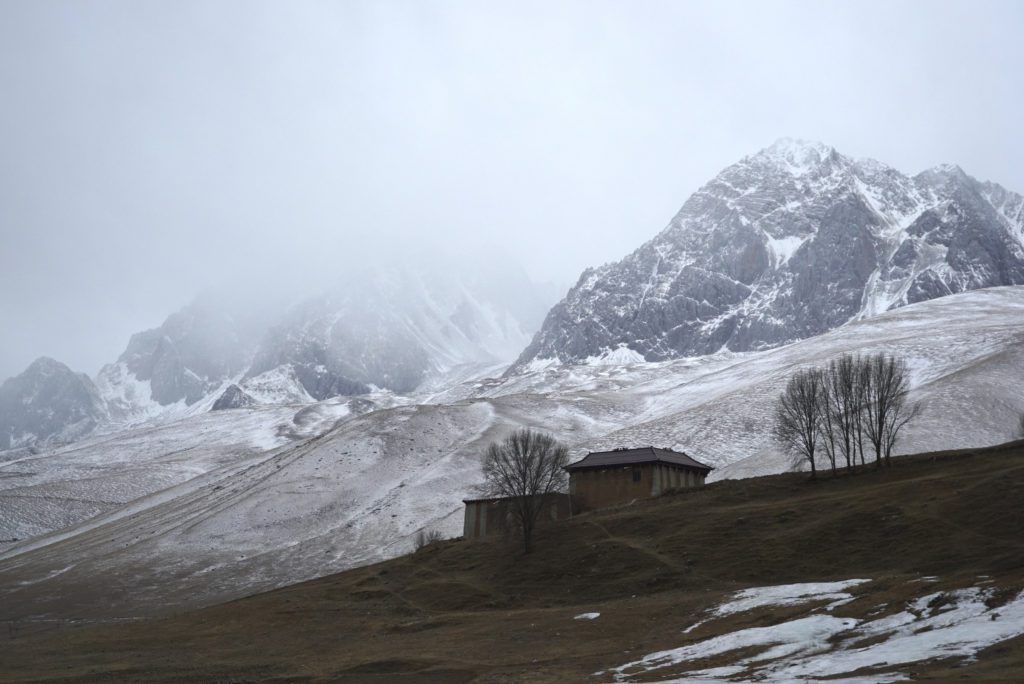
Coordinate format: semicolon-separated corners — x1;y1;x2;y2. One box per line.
3;441;1024;682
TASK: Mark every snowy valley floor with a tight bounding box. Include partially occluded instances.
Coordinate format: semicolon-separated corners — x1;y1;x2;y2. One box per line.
1;440;1023;682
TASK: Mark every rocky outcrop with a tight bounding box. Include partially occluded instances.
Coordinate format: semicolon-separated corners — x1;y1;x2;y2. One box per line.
210;384;257;411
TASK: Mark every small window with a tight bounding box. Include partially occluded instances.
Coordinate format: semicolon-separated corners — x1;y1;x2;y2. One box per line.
632;469;642;482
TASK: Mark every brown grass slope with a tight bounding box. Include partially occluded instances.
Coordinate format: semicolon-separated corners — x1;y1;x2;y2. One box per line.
2;441;1024;682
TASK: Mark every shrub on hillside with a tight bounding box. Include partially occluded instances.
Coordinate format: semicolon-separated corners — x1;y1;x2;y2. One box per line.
414;528;443;551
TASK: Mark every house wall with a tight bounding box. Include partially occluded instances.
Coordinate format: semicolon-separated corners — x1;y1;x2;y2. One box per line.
463;501;484;538
463;494;572;540
569;464;707;513
569;464;654;512
653;464;706;492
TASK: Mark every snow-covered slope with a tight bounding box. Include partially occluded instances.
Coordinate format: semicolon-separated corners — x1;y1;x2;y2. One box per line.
0;396;381;545
2;286;1023;620
513;139;1024;370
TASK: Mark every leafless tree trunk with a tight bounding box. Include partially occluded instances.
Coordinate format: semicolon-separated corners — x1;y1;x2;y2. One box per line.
824;354;861;472
883;397;920;464
854;355;872;466
818;377;838;475
861;353;917;467
773;368;824;480
482;428;568;553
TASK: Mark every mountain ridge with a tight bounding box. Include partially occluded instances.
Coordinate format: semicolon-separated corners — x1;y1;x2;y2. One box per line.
6;138;1024;451
512;138;1024;370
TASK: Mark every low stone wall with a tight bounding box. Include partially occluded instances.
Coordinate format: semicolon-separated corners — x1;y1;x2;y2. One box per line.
463;493;572;539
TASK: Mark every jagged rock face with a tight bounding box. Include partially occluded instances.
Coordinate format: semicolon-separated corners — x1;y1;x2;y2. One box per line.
0;357;106;450
117;300;256;405
513;139;1024;369
90;291;288;425
210;384;257;411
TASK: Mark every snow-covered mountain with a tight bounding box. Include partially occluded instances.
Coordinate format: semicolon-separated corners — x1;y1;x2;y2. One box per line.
3;286;1023;620
0;358;107;451
96;293;266;424
9;140;1022;451
2;260;555;451
512;139;1024;370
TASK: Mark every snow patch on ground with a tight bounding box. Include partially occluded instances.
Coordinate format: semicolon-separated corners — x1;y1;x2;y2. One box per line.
609;615;862;683
711;579;870;618
604;580;1024;683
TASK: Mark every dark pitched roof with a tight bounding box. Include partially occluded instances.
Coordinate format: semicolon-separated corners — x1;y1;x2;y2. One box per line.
564;446;713;472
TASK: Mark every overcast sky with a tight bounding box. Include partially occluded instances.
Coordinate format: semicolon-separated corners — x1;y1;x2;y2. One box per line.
2;0;1023;381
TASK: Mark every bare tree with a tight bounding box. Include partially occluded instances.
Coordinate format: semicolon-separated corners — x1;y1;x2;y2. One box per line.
773;368;824;479
817;376;839;475
414;528;443;551
883;394;921;465
853;354;872;466
481;428;569;553
1017;413;1024;440
861;353;918;467
823;354;862;472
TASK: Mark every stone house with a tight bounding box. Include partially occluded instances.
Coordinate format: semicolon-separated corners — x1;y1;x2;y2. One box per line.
565;446;713;513
461;446;711;539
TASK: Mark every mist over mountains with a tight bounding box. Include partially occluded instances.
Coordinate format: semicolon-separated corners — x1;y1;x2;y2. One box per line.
1;257;556;451
4;139;1024;453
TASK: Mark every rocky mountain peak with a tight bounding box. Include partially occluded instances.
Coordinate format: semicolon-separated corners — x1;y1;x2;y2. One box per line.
512;141;1024;371
23;356;70;377
0;356;106;450
915;163;972;191
756;137;838;176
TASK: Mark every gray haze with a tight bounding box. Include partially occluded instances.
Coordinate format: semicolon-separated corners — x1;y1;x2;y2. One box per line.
2;0;1023;382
